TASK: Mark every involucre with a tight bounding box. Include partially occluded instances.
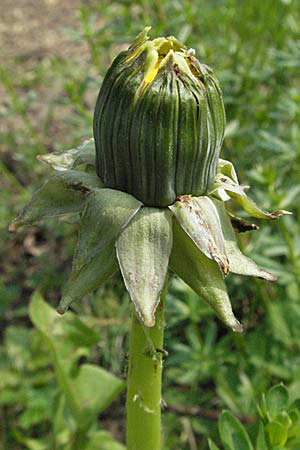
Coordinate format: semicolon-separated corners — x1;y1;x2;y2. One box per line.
93;27;226;207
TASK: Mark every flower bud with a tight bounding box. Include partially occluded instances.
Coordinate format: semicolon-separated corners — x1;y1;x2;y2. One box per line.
93;27;226;207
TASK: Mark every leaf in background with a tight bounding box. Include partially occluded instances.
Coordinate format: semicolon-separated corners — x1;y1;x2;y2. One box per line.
29;293;92;417
265;384;289;417
37;138;96;171
9;170;103;231
255;422;268;450
290;399;300;411
170;218;242;332
73;188;142;273
278;185;300;209
267;302;292;346
4;326;32;368
288;403;300;441
74;364;124;416
52;394;71;445
219;411;254;450
213;199;276;281
17;388;53;429
29;292;124;434
29;292;99;352
84;430;126;450
13;430;47;450
265;421;288;446
116;207;172;327
258;393;270;422
170;196;229;275
208;438;222;450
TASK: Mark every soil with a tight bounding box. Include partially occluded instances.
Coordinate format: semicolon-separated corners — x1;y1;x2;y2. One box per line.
0;0;87;61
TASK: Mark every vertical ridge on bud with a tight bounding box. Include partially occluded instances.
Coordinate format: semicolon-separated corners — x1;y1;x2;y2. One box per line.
112;69;140;192
154;67;178;206
190;85;210;194
175;77;197;195
93;27;226;207
94;59;132;181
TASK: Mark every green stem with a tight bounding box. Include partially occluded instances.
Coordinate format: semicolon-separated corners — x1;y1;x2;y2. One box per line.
126;283;167;450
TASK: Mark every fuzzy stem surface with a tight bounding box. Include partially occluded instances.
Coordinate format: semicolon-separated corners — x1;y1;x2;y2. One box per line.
126;283;167;450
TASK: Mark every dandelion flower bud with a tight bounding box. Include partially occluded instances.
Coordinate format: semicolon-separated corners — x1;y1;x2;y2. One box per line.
93;27;226;206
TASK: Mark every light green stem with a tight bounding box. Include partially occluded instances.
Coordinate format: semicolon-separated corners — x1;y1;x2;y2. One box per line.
126;284;167;450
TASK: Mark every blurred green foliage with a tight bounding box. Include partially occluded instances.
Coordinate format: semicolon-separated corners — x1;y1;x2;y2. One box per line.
1;1;300;449
209;384;300;449
0;293;125;450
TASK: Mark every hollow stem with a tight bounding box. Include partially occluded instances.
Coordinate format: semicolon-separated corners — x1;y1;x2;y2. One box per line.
126;281;168;450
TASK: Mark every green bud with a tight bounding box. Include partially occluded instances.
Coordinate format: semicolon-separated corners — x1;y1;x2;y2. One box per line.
93;27;226;207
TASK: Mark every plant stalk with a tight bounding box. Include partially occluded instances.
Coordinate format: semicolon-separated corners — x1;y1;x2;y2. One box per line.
126;281;168;450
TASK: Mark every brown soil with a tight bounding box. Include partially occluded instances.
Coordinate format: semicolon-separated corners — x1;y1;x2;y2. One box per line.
0;0;87;61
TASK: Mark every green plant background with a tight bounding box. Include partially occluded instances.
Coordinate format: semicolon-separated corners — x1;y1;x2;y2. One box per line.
1;1;300;449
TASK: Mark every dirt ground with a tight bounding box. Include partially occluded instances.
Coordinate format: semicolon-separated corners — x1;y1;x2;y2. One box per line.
0;0;99;157
0;0;87;61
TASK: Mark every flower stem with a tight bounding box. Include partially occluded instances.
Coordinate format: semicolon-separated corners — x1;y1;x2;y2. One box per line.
126;281;168;450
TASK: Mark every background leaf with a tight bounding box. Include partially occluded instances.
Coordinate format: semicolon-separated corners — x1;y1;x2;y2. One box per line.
219;411;254;450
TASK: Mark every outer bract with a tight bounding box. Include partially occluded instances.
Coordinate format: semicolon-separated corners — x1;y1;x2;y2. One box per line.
93;27;226;207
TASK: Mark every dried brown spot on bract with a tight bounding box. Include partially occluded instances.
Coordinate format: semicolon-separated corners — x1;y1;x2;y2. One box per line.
230;217;259;233
71;182;91;194
177;194;192;202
